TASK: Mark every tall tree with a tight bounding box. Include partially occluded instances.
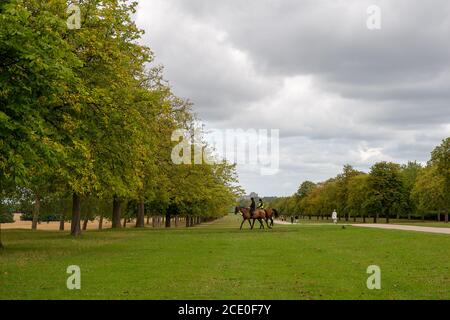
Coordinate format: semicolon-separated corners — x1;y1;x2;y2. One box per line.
429;138;450;222
335;165;363;221
368;162;403;223
411;165;446;221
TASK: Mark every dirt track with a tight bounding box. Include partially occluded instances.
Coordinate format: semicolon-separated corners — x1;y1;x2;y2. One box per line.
352;223;450;235
1;214;113;231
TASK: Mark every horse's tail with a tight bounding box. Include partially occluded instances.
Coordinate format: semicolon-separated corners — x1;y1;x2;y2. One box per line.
273;209;279;218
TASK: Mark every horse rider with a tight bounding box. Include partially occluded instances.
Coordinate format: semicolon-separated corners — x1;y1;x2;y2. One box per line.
250;197;256;218
257;198;265;210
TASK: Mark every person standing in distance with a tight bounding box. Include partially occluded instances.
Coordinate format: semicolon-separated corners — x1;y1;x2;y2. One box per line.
332;210;338;224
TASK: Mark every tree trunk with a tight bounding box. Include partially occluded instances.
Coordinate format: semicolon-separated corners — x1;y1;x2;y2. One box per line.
386;210;390;224
345;214;349;222
98;214;104;230
70;193;82;237
112;196;121;229
165;213;171;228
0;223;3;249
363;215;366;223
136;200;145;228
32;193;40;230
82;215;89;231
186;216;190;227
374;213;378;224
175;216;178;227
408;214;411;220
152;216;156;228
437;211;441;222
123;218;127;228
59;213;65;231
146;214;150;225
445;208;449;224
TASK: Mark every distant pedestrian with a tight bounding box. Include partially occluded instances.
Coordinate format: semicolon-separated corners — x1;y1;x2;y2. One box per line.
332;210;338;224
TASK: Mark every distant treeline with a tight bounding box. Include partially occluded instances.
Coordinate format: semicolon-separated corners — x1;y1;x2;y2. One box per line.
269;138;449;223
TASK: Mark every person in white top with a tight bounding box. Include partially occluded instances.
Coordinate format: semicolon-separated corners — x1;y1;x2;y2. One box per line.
332;210;338;224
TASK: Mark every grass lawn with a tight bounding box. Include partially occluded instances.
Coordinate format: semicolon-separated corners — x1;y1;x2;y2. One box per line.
0;215;449;300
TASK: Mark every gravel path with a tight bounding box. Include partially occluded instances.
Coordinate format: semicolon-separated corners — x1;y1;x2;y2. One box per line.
274;219;450;235
352;223;450;235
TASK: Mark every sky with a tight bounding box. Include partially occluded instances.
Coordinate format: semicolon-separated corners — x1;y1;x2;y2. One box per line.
135;0;450;196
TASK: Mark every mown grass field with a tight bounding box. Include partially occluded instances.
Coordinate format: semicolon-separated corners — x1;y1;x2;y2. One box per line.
0;215;449;300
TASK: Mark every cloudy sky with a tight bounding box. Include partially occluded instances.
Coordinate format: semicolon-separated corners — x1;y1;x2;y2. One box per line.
135;0;450;196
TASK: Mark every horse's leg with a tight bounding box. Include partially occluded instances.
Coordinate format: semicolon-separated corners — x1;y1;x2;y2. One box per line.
248;219;253;228
270;218;274;227
265;218;272;229
251;219;255;230
240;219;245;230
259;218;264;229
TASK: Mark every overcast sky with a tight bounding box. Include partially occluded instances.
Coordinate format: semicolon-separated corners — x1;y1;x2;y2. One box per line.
135;0;450;196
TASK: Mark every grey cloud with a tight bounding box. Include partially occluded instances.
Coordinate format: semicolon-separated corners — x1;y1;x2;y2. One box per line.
136;0;450;195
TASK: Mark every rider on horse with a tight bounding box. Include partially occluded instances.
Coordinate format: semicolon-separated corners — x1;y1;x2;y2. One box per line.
250;198;256;217
257;198;265;210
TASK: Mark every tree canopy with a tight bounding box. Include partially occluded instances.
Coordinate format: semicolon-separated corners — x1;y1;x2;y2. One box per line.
0;0;240;240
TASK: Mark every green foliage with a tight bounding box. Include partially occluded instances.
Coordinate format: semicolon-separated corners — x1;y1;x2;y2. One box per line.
0;0;240;237
0;212;14;224
430;138;450;212
368;162;403;217
411;165;445;213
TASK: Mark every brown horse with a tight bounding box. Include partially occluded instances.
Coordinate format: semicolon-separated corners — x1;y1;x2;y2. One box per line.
263;208;279;227
234;206;271;230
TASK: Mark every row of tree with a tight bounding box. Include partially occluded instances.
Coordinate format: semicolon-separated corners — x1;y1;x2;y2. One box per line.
270;138;449;223
0;0;240;247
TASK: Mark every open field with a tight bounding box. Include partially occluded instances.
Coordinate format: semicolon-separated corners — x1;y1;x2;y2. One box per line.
5;214;449;231
0;215;449;300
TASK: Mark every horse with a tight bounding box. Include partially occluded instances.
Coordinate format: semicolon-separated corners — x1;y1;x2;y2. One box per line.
234;206;271;230
262;208;279;227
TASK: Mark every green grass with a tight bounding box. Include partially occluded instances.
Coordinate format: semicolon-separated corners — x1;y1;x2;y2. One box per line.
1;215;449;300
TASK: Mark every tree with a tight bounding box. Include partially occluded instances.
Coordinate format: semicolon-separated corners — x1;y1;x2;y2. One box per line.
411;165;446;222
335;165;363;221
400;161;423;219
296;181;316;199
0;0;82;231
429;137;450;222
347;174;371;222
0;0;241;243
368;162;403;223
